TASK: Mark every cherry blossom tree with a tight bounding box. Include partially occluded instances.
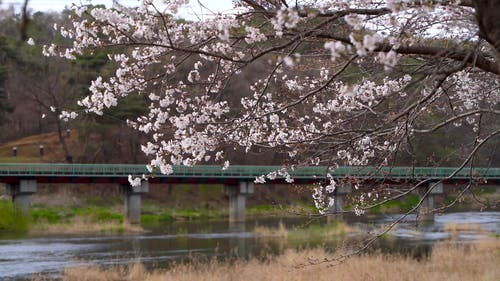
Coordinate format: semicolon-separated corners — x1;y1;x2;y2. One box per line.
42;0;499;215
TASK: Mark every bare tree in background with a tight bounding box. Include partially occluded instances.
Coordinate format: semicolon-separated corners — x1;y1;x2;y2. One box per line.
8;55;75;162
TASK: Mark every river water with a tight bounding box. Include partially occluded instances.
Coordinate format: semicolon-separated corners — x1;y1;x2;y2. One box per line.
0;211;498;280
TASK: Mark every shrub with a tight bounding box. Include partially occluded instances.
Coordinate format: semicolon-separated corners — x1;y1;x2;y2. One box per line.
0;199;29;233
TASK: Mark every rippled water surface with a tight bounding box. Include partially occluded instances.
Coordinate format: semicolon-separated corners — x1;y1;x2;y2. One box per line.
0;212;498;280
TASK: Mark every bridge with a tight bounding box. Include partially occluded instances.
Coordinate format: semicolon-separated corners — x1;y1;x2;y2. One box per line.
0;163;499;182
1;163;499;223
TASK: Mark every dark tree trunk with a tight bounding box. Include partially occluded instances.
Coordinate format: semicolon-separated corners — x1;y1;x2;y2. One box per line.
54;114;73;163
474;0;500;72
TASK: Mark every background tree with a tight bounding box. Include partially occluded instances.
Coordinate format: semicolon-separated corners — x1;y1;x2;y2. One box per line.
0;6;150;163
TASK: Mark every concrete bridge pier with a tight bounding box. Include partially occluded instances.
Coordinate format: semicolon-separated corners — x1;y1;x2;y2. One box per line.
328;184;352;215
418;182;444;222
7;180;37;215
224;182;254;222
121;181;149;224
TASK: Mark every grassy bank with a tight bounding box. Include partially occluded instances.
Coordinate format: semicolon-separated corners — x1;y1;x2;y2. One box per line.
0;199;315;235
141;203;315;225
365;194;420;213
56;238;499;281
1;183;497;235
30;206;143;235
0;201;144;235
0;200;29;233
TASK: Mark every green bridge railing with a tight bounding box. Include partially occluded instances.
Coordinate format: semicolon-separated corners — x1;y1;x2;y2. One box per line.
0;163;498;180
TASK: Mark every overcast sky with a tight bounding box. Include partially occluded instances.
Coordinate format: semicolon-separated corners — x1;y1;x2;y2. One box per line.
0;0;234;20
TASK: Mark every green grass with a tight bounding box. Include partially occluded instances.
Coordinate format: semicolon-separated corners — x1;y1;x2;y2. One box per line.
29;206;124;226
247;204;316;217
24;206;133;235
366;194;420;213
70;207;123;223
0;201;336;236
0;199;29;233
141;205;311;225
31;208;63;224
2;203;229;234
249;205;274;212
93;210;123;222
141;213;174;225
170;208;227;220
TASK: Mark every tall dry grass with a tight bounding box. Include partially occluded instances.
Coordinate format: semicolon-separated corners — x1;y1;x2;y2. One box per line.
444;222;487;233
58;238;499;281
253;221;360;241
29;217;144;235
253;222;288;238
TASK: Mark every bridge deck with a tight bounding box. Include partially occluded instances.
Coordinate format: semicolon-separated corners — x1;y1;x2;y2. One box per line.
0;164;498;182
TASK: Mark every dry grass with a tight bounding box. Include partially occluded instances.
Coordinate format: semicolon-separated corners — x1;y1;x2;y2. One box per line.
253;222;288;238
254;221;360;241
444;222;487;233
32;189;84;207
58;238;500;281
29;217;144;235
0;131;82;163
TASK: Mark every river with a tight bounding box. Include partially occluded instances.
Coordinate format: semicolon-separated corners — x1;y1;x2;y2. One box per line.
0;211;498;280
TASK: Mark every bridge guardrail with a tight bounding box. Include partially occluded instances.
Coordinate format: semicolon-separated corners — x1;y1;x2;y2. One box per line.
0;163;498;180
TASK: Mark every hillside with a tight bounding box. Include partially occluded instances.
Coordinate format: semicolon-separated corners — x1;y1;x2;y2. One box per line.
0;131;81;163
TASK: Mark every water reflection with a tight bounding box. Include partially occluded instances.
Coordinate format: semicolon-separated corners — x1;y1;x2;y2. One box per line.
0;212;498;280
228;222;246;258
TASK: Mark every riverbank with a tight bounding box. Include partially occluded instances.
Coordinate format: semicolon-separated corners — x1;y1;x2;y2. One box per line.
0;183;497;235
0;199;316;235
56;238;499;281
1;211;497;279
